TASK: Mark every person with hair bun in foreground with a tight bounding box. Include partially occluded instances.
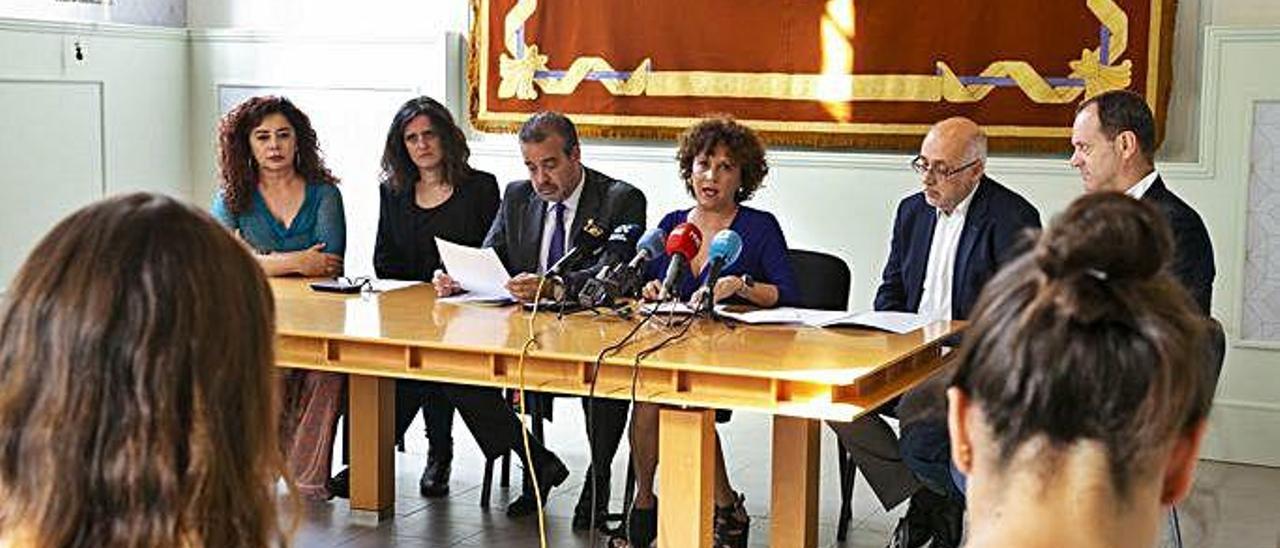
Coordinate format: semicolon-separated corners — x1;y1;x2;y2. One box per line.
0;193;293;547
947;192;1213;548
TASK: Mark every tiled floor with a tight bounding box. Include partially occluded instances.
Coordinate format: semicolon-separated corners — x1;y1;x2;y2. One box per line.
290;405;1280;547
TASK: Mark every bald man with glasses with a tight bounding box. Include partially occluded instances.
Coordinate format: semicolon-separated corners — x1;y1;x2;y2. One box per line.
829;117;1041;548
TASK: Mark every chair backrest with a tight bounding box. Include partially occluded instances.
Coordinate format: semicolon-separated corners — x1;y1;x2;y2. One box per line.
787;249;851;311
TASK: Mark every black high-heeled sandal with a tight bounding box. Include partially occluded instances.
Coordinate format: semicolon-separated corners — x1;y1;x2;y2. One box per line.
713;493;750;548
607;500;657;548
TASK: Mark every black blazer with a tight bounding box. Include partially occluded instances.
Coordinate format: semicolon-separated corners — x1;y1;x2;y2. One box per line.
373;170;500;281
484;166;647;274
1144;176;1215;313
874;176;1041;320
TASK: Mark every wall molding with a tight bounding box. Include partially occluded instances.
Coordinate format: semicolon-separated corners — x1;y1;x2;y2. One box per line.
0;16;185;41
188;28;443;46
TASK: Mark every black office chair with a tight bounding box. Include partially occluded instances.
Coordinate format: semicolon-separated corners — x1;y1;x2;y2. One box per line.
1169;316;1226;548
787;249;858;540
788;249;852;311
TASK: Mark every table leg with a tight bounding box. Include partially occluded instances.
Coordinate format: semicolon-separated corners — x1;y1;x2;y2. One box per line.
771;416;820;548
658;407;715;548
349;374;395;523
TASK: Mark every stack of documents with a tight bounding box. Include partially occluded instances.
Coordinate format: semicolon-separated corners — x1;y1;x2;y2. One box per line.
713;307;931;334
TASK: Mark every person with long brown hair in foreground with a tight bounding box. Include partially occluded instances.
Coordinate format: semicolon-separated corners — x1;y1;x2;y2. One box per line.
947;192;1214;548
0;193;293;546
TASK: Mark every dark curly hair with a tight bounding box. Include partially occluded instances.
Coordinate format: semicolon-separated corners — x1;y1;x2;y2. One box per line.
217;96;339;215
676;115;769;203
380;96;473;193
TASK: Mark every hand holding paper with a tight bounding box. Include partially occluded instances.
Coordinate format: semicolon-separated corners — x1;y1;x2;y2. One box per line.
434;238;514;303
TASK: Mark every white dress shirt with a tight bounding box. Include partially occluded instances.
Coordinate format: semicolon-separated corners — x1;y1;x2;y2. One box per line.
917;181;981;321
1125;170;1160;200
537;168;586;273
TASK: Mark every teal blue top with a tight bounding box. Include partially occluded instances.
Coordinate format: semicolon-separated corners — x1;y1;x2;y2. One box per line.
210;182;346;256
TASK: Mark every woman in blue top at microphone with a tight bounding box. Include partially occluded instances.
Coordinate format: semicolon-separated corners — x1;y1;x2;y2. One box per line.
640;120;798;308
618;116;798;548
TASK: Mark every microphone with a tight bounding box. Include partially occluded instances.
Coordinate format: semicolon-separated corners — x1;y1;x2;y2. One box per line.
576;225;641;307
579;227;666;308
546;218;608;278
697;229;743;314
659;223;703;301
597;224;644;272
627;227;667;272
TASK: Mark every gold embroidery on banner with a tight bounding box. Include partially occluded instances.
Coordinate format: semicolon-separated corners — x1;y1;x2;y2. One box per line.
1069;50;1133;99
498;44;548;100
1069;0;1133;99
493;0;1134;105
536;58;651;96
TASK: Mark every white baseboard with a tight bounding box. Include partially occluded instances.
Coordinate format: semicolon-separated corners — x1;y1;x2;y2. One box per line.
1203;399;1280;467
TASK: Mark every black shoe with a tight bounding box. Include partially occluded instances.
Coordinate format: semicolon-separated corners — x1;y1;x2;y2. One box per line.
607;500;657;547
418;452;452;498
572;469;612;531
928;494;964;548
887;517;930;548
887;488;939;548
326;468;350;500
713;492;750;548
506;456;569;518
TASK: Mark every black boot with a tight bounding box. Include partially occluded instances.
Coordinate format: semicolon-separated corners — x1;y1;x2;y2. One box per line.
419;451;452;498
888;487;956;548
572;466;612;530
506;451;569;518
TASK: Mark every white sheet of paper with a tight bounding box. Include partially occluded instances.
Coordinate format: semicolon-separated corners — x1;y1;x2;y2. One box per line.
715;307;930;334
641;301;698;316
435;238;512;302
369;279;422;293
804;310;930;334
715;307;805;325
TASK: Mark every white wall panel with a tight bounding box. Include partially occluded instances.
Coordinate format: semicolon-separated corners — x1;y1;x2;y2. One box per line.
0;19;188;288
0;80;102;287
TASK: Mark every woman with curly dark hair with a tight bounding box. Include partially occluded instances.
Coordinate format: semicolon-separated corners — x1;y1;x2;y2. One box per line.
947;192;1212;547
0;192;294;546
211;95;345;277
326;96;500;500
615;116;799;548
211;95;347;500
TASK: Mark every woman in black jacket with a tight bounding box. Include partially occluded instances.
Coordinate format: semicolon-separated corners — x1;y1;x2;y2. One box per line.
333;96;499;499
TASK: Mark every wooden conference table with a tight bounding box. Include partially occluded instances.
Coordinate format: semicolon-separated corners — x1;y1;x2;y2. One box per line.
271;278;961;548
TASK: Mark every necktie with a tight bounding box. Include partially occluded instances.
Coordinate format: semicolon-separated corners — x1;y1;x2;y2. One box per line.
546;202;566;270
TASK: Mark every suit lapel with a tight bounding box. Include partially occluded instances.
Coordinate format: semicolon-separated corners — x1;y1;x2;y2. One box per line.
572;168;603;237
522;188;547;271
905;202;936;308
952;177;992;307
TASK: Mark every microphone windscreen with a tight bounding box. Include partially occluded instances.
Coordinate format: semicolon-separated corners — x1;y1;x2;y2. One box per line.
665;222;703;260
707;229;743;267
636;227;667;260
604;224;643;259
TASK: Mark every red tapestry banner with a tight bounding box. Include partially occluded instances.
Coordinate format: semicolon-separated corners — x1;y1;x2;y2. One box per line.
468;0;1177;152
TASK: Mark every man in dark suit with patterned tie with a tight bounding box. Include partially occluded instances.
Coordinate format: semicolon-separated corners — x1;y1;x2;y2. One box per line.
1070;89;1216;313
435;112;646;527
